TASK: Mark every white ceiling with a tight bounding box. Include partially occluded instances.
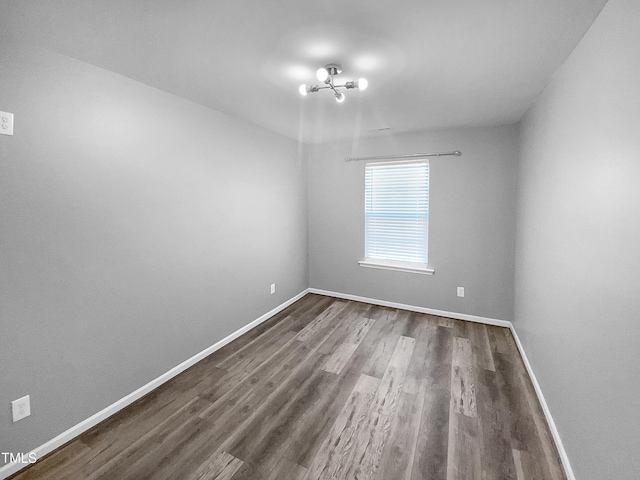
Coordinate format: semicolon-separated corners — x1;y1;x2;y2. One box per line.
0;0;607;144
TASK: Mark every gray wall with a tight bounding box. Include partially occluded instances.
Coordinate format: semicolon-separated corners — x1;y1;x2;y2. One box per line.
0;38;308;460
308;125;518;321
514;0;640;478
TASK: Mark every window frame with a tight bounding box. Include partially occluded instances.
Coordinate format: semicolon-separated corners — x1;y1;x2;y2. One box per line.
359;160;434;275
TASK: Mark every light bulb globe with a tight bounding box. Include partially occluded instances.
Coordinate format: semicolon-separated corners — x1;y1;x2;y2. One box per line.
358;78;368;91
299;84;308;96
316;67;329;82
335;92;345;103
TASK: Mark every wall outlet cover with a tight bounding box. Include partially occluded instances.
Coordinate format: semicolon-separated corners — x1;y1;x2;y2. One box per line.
0;111;14;136
12;395;30;422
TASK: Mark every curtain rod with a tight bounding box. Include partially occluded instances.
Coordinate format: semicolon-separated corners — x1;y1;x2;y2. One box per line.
344;150;462;162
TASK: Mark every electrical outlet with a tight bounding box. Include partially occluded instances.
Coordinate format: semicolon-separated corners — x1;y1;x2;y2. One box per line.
0;111;14;136
457;287;465;297
12;395;30;423
270;283;276;295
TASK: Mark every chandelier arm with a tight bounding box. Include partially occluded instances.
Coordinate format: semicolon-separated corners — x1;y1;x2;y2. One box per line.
307;85;331;93
300;64;366;99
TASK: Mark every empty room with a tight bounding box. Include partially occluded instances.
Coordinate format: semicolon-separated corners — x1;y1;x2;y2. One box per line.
1;1;638;479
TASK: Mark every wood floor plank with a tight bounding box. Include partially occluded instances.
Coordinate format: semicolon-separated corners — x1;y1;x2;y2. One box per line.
323;342;360;375
62;393;211;480
364;304;395;321
344;316;376;345
264;457;307;480
491;352;533;452
277;309;397;469
360;310;406;379
216;325;296;373
315;302;375;355
469;324;496;372
7;439;92;480
374;391;424;480
161;362;228;401
399;310;423;339
84;397;212;480
452;319;472;339
438;316;455;328
492;352;541;454
492;351;566;479
515;359;566;480
219;352;329;474
122;417;225;480
199;299;349;409
303;374;381;480
10;295;567;480
446;334;482;479
410;326;453;480
451;336;477;418
284;294;336;325
323;317;375;374
486;325;514;355
446;412;482;480
295;300;350;342
198;343;323;458
78;364;224;460
199;337;313;419
222;329;298;377
512;448;551;480
187;451;243;480
210;294;328;361
199;306;336;407
135;424;227;480
476;368;518;479
227;463;255;480
206;301;344;403
341;409;392;480
371;335;415;415
401;319;435;395
512;449;527;480
280;357;371;468
148;404;262;480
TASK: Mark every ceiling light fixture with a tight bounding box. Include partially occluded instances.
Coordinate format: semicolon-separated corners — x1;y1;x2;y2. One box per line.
299;64;368;103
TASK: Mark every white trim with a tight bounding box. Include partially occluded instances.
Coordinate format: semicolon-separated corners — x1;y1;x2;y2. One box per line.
508;325;576;480
0;289;310;480
309;287;574;480
2;288;574;480
358;259;435;275
308;288;511;327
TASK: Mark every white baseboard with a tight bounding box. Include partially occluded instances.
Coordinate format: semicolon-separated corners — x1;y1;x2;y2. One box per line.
508;326;575;480
0;289;310;480
308;288;512;327
3;288;574;480
309;287;574;480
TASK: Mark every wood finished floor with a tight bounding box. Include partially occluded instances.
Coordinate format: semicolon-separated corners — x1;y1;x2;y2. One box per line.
10;294;566;480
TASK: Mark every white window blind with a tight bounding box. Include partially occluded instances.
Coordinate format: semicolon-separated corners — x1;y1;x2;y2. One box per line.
364;161;429;267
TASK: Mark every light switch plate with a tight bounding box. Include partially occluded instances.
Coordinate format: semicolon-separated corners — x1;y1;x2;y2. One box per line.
0;111;14;136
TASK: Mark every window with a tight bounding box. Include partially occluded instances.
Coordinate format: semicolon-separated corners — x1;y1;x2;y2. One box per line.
359;161;434;274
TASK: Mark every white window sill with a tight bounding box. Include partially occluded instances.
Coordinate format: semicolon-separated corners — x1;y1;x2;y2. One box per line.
358;258;435;275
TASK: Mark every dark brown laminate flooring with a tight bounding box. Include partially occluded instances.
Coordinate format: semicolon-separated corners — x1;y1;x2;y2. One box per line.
10;294;566;480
